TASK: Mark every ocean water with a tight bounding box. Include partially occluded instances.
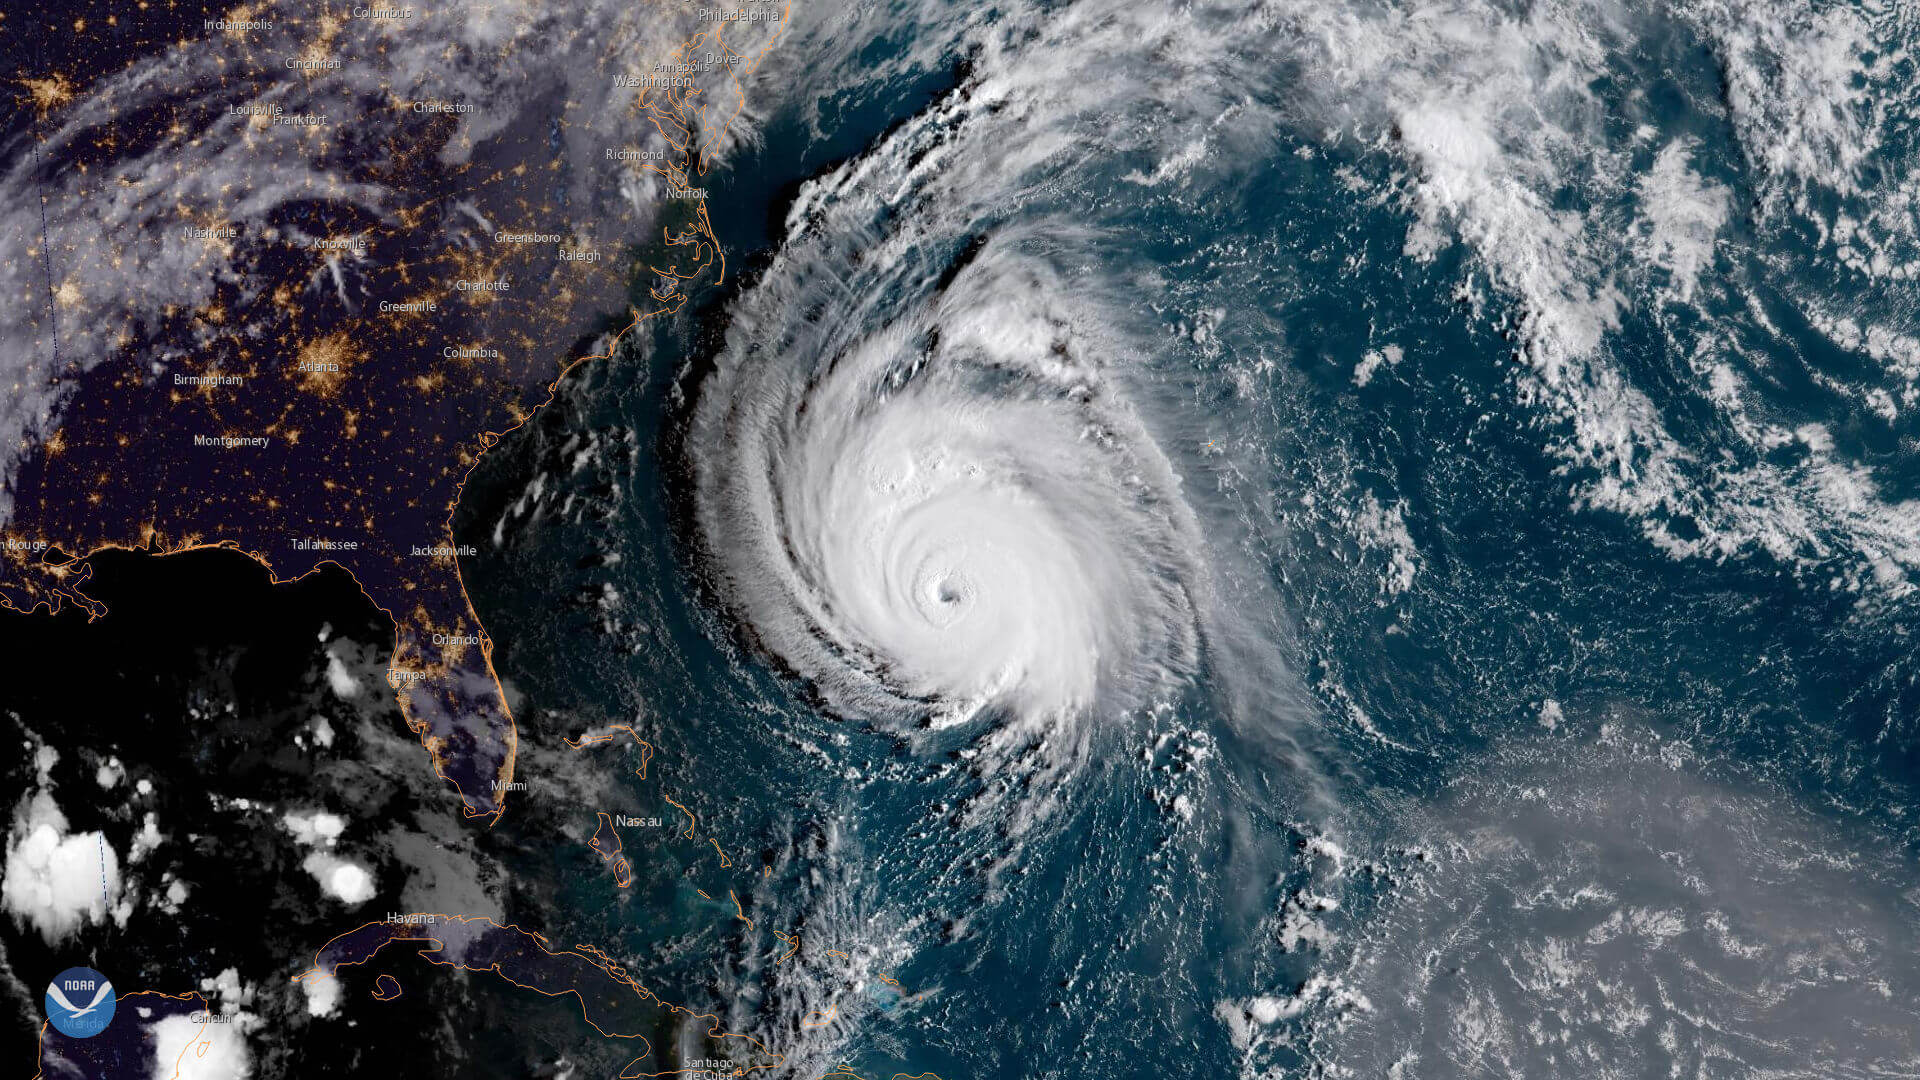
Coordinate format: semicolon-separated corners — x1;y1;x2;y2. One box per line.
457;0;1920;1075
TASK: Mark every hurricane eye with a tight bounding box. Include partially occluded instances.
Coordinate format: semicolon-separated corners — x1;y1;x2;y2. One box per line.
695;303;1203;735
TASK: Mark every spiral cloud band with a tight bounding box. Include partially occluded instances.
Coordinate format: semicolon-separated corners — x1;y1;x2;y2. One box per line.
692;235;1204;743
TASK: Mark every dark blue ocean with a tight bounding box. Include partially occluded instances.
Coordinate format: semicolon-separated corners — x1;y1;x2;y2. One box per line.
460;1;1920;1075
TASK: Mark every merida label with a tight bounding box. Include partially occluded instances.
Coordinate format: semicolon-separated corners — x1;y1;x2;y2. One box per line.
45;967;115;1038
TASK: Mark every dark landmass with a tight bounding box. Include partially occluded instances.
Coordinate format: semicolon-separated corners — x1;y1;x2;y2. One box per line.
0;0;785;820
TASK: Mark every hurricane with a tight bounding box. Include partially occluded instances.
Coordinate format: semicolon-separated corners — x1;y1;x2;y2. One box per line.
693;227;1207;775
683;0;1251;789
538;0;1920;1073
696;263;1201;717
15;0;1920;1074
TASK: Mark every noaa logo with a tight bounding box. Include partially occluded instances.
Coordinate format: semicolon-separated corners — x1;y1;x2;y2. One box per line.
45;967;115;1039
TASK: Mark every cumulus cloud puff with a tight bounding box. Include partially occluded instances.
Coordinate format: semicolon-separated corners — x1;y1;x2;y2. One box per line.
301;852;376;906
1;789;120;943
300;972;342;1019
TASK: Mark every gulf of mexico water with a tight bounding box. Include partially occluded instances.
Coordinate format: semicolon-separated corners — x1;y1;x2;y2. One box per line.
458;0;1920;1075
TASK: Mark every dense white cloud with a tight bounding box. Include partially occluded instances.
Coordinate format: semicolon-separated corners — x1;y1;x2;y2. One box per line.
301;852;376;906
281;810;346;848
150;1012;254;1080
323;652;361;699
1;790;120;944
301;972;342;1019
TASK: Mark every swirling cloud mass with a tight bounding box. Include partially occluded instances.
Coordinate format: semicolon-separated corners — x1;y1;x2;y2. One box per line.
694;234;1204;743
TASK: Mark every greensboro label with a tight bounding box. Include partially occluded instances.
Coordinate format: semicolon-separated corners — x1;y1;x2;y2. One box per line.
45;967;115;1038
